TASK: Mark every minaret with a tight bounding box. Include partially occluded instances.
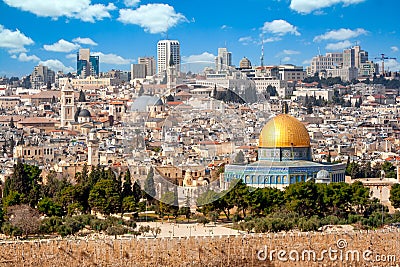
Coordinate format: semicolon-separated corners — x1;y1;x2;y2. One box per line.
167;53;176;89
60;79;75;127
87;129;99;166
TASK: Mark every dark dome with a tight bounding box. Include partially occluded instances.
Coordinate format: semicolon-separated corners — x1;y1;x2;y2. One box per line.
78;109;91;117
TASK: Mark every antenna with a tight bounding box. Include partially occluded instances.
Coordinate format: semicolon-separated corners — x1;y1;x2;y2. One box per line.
260;37;264;67
318;47;321;56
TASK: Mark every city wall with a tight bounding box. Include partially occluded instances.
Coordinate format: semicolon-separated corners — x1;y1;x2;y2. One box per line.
0;230;399;266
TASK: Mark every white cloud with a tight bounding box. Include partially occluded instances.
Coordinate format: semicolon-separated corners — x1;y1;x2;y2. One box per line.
3;0;115;22
124;0;140;7
182;52;215;64
39;59;74;73
238;36;254;45
264;37;282;43
17;53;40;62
91;52;131;65
74;3;116;23
391;46;399;53
0;24;34;53
262;20;300;36
72;37;97;46
282;57;291;63
43;39;80;52
181;52;216;73
283;49;300;55
66;53;76;59
118;4;187;34
302;59;312;65
221;25;231;30
314;28;367;42
385;59;400;71
325;40;352;50
290;0;365;14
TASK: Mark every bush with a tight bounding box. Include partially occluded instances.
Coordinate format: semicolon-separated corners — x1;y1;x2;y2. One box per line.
40;216;63;234
1;222;22;237
321;215;340;225
297;216;321;231
106;225;127;237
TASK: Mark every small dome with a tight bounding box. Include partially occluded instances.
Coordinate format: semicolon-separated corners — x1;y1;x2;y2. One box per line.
259;114;310;148
239;57;252;69
78;109;91;117
317;170;330;180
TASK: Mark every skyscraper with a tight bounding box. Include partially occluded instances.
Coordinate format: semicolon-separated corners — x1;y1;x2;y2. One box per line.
215;47;232;71
157;40;180;75
77;48;99;78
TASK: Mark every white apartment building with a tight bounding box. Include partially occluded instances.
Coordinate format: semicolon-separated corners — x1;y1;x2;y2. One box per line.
310;53;343;75
157;40;180;75
292;87;334;101
278;65;306;81
325;66;359;82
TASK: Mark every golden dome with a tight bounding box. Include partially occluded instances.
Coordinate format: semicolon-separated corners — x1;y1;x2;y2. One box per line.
259;114;310;148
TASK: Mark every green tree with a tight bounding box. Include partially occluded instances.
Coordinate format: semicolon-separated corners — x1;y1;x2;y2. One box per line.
4;162;42;206
285;181;319;217
9;117;15;128
234;150;245;164
159;191;178;218
390;184;400;209
88;179;121;215
121;169;133;199
225;179;251;218
78;90;86;102
144;167;156;200
381;161;396;178
37;197;64;217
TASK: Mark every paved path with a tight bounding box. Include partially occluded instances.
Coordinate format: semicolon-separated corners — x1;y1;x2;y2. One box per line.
135;221;242;238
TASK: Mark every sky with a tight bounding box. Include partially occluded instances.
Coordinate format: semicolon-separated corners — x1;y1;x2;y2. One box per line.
0;0;399;77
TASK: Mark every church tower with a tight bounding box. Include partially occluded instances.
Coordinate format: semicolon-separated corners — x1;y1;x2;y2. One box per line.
87;129;99;166
60;79;75;127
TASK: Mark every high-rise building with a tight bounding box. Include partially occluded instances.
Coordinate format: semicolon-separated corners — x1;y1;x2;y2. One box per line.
138;56;156;76
31;64;55;89
215;48;232;71
77;48;99;78
157;40;180;75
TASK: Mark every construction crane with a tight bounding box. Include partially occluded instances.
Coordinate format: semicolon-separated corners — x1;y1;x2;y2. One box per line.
374;53;396;76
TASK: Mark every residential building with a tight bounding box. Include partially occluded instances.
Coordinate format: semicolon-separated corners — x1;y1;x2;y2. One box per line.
310;53;343;75
31;64;55;89
131;64;147;79
157;40;180;75
138;56;156;76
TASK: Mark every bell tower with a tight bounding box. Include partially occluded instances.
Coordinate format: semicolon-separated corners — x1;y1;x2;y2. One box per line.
60;79;75;127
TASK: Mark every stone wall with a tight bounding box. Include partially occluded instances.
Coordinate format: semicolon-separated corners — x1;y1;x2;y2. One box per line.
0;230;399;266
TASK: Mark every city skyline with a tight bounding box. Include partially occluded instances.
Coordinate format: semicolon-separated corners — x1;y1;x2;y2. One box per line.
0;0;399;77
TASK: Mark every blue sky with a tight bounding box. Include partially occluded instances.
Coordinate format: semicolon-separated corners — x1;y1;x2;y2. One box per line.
0;0;399;77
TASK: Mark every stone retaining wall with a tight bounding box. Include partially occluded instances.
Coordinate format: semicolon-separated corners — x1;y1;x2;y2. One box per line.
0;230;399;266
